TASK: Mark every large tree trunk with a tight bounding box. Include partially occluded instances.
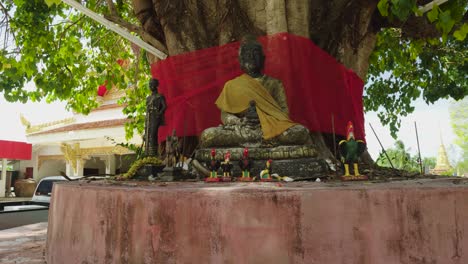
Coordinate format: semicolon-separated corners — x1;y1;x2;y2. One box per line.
133;0;379;79
132;0;379;165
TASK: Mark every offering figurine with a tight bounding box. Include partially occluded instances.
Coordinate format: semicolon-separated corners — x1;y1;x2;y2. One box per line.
159;129;183;181
339;121;367;181
260;159;274;182
238;147;253;181
205;149;221;182
220;151;233;182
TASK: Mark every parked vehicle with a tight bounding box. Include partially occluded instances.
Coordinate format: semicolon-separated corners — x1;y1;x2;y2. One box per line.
0;176;74;230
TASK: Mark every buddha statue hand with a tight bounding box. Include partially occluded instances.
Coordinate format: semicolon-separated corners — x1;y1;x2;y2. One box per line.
244;100;260;128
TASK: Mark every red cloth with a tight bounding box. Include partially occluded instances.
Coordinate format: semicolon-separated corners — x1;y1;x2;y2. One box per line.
151;33;365;142
0;140;32;160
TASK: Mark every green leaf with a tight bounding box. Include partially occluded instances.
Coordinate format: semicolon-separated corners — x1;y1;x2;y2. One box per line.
44;0;61;7
453;23;468;41
378;0;390;16
426;5;439;23
438;10;456;34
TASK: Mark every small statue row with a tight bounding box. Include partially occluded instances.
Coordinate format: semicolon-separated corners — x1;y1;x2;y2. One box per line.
205;147;275;182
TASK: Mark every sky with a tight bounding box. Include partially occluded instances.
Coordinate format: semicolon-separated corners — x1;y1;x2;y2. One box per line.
0;94;459;162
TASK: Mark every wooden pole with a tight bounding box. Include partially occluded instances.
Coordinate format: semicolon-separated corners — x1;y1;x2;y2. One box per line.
61;0;167;59
419;0;449;13
414;122;424;175
369;123;395;169
331;114;338;176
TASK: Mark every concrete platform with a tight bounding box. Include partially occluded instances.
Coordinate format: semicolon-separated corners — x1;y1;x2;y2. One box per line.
46;178;468;264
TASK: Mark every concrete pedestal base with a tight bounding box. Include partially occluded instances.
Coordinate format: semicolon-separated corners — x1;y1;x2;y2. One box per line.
46;179;468;264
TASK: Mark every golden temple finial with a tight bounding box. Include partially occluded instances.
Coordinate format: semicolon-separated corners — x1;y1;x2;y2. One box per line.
20;113;31;128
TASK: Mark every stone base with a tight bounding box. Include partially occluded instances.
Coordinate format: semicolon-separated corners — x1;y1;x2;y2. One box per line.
341;175;368;181
158;167;183;181
195;146;329;179
46;178;468;264
205;177;220;183
135;164;164;180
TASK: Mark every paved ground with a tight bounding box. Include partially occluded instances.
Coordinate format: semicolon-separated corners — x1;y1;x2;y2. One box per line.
0;222;47;264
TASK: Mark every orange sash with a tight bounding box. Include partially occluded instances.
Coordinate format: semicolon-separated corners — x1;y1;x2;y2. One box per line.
215;74;296;139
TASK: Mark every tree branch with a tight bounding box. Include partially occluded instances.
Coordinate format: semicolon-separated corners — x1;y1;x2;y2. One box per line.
104;14;168;54
105;0;118;16
0;1;17;48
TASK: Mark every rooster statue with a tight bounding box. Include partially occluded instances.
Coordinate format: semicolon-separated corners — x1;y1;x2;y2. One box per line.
220;151;233;181
205;148;221;182
260;159;274;182
238;147;253;181
339;121;367;180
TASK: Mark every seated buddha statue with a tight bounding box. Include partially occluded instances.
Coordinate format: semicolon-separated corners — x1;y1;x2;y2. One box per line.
200;36;310;148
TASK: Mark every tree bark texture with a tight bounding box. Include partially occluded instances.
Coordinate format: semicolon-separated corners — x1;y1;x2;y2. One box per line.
132;0;380;80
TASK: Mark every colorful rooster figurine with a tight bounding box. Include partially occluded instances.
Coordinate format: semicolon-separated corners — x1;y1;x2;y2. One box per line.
220;151;233;181
339;121;367;180
260;159;274;182
238;147;253;181
205;148;221;182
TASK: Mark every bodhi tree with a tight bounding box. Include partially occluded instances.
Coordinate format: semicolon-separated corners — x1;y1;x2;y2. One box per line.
0;0;466;151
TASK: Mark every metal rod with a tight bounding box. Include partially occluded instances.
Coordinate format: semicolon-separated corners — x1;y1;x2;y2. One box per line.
369;123;395;169
414;122;424;175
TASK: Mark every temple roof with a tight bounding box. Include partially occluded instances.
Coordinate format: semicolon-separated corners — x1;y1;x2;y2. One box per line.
28;118;128;136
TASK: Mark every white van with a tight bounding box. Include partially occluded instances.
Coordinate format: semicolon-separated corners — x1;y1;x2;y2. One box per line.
30;176;76;203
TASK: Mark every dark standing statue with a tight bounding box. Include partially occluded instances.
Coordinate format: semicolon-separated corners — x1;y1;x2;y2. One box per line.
145;78;167;157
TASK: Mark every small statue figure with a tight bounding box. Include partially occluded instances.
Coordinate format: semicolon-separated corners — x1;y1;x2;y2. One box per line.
165;129;179;168
238;147;253;181
159;129;183;181
260;159;274;182
339;121;367;181
220;151;233;181
205;149;221;182
144;78;167;157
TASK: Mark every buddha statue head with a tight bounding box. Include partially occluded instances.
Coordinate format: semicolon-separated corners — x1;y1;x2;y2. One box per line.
238;35;265;78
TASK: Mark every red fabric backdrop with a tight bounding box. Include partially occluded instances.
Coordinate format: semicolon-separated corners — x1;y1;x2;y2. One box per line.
0;140;32;160
151;32;365;143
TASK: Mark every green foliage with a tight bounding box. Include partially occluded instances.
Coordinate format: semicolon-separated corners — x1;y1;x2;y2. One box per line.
105;136;145;159
0;0;150;135
122;156;163;179
368;1;468;137
366;31;467;137
449;98;468;174
423;156;436;171
377;0;466;40
376;140;421;172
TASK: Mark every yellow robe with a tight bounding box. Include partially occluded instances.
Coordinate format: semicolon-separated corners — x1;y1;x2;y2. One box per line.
215;74;296;139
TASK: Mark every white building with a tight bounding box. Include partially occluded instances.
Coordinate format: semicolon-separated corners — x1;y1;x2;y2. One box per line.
18;89;140;180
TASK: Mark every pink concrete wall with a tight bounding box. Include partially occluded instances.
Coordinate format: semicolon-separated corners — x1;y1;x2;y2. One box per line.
46;181;468;264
